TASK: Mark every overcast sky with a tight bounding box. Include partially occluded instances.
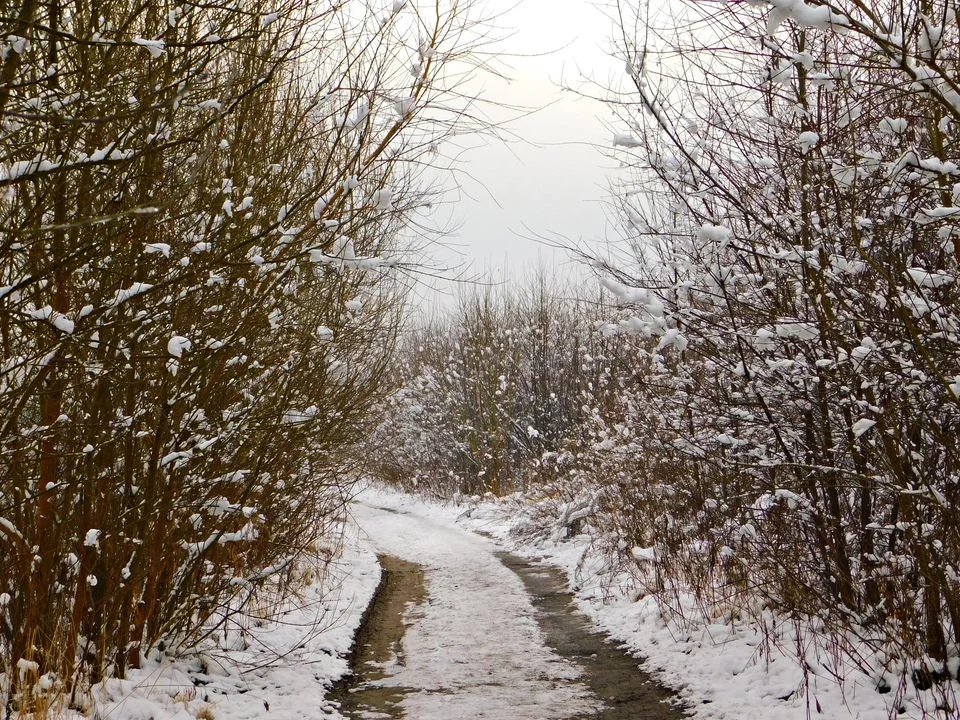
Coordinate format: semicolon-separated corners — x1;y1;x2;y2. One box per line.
412;0;625;308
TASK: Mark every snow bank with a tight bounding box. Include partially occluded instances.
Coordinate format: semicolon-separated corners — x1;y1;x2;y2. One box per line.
53;523;380;720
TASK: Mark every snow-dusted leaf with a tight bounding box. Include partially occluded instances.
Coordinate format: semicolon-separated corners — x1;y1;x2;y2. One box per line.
613;133;642;148
851;418;877;438
110;282;153;306
394;96;415;116
144;242;171;258
167;335;192;358
797;131;819;154
132;38;165;58
372;189;394;210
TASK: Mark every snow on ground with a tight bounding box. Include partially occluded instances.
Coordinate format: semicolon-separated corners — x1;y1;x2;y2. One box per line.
73;517;381;720
360;486;957;720
56;484;955;720
349;499;599;719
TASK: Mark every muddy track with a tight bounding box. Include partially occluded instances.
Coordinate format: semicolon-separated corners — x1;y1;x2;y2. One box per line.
329;554;426;718
497;553;686;720
331;549;684;719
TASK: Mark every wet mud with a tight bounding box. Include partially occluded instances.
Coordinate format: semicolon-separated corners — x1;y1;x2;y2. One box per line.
497;553;686;720
329;554;426;718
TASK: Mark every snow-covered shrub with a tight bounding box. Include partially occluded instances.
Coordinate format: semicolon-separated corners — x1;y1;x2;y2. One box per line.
0;0;486;706
374;278;631;497
592;0;960;697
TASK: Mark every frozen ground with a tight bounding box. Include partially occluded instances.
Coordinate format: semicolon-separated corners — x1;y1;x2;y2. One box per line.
69;484;956;720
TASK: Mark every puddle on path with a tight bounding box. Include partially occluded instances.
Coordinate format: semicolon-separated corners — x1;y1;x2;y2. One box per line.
331;550;683;720
329;554;426;719
497;553;686;720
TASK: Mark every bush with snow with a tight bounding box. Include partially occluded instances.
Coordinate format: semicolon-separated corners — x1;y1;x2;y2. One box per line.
591;0;960;708
0;0;489;709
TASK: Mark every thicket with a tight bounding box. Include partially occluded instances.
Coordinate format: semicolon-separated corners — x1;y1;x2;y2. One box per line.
590;0;960;696
0;0;482;711
374;278;638;497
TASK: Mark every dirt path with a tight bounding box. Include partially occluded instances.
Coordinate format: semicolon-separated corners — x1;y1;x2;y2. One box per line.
332;502;684;719
331;554;426;718
498;553;684;720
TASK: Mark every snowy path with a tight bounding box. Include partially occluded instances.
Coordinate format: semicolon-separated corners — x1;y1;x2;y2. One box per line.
346;501;599;719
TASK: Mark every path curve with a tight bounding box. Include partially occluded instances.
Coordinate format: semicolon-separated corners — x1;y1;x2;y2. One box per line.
347;501;599;719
